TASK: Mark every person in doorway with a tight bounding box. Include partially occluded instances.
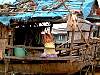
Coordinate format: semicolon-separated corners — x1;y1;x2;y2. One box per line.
41;30;57;58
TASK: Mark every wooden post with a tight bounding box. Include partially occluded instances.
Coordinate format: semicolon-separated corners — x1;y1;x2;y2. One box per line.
9;28;14;56
67;13;76;51
10;28;14;46
97;26;100;37
88;25;93;42
91;64;95;75
4;59;9;75
70;26;75;51
80;68;82;75
67;31;69;48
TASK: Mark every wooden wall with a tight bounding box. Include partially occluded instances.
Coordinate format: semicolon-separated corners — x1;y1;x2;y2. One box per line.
0;60;84;75
67;23;93;43
0;24;11;51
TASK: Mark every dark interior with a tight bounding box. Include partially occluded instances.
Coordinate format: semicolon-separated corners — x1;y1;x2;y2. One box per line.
14;24;45;47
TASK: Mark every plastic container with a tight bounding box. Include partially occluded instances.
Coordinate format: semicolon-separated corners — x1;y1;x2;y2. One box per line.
14;48;26;57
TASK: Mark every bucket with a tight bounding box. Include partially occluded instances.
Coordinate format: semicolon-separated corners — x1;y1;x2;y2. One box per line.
14;47;26;57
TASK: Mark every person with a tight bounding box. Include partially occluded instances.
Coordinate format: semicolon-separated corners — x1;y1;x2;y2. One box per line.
40;30;57;57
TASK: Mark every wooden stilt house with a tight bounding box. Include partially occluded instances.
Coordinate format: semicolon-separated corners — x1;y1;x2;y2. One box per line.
0;0;97;75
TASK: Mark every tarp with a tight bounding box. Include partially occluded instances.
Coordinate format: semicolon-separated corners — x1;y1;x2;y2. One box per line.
0;0;95;25
0;0;16;5
82;0;95;19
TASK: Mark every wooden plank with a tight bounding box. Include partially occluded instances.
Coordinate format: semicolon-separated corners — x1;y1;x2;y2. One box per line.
4;56;79;61
6;45;84;51
6;44;90;52
0;38;12;39
4;59;9;75
0;60;85;75
6;45;44;50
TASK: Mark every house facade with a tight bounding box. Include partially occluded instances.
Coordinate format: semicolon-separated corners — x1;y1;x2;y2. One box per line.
52;22;93;44
52;23;68;44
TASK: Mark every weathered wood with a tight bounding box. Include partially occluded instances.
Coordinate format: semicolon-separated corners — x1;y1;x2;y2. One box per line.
4;56;79;61
91;64;95;75
6;45;87;51
0;57;86;75
70;25;75;50
0;25;11;60
4;59;9;75
76;24;89;46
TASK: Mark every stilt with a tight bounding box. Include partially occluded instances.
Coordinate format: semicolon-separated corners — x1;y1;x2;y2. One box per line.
4;59;9;75
91;65;95;75
85;66;90;75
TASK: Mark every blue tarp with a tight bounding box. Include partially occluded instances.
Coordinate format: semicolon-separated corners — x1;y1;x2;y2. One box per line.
0;0;95;25
82;0;95;19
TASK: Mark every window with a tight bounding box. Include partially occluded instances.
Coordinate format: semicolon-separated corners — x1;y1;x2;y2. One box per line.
54;34;66;43
58;35;65;41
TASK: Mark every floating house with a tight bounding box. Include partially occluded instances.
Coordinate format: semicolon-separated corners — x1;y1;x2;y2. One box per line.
0;0;98;75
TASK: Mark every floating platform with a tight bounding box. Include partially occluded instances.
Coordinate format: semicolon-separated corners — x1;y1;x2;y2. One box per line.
0;56;92;75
